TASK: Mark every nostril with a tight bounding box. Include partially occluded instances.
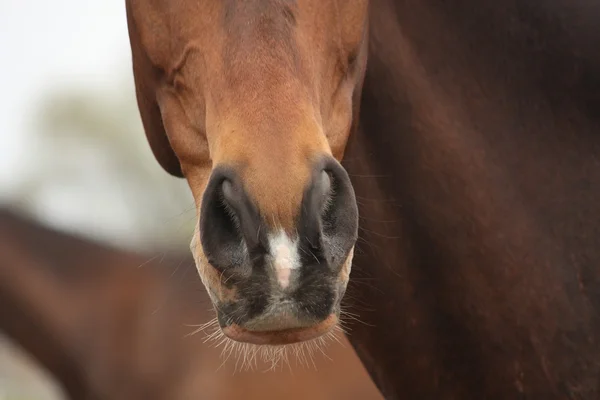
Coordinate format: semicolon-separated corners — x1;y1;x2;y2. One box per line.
304;170;332;249
321;161;359;265
200;178;243;269
299;157;359;268
318;170;332;201
321;166;351;235
221;179;244;217
221;180;235;205
219;178;265;252
320;172;338;231
200;167;266;271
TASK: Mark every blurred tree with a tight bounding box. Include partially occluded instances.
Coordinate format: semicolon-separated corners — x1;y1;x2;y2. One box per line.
9;77;196;252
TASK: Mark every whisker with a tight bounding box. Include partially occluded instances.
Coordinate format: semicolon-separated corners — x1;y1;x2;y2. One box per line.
340;311;376;327
195;319;347;372
136;253;161;269
358;226;403;240
347;173;392;178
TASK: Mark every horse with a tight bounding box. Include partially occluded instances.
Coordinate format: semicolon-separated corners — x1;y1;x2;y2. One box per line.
0;207;382;400
126;0;600;398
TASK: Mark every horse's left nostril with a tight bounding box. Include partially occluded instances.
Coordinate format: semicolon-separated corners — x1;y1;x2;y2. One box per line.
298;157;359;269
300;169;332;256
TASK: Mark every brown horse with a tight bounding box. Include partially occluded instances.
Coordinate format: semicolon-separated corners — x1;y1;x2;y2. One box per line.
0;207;382;400
126;0;600;399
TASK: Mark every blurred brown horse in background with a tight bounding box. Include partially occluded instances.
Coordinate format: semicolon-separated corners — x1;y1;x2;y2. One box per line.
126;0;600;399
0;207;381;400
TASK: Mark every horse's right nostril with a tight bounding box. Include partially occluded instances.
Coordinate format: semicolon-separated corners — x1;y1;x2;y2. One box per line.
298;157;359;269
199;167;266;271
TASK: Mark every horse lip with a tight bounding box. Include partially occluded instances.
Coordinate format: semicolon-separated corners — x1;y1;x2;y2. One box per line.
221;314;338;345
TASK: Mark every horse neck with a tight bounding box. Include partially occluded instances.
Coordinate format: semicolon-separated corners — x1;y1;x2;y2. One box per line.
341;1;600;398
351;0;600;283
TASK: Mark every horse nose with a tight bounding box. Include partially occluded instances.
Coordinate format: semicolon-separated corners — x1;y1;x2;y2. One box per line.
197;158;358;344
297;157;359;270
199;167;267;271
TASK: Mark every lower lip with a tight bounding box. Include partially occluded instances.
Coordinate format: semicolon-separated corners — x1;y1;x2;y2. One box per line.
221;314;338;345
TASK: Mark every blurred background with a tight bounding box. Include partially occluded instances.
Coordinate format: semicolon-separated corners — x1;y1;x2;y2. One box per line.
0;1;380;399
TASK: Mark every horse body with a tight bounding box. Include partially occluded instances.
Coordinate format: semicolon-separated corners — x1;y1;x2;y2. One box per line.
342;1;600;398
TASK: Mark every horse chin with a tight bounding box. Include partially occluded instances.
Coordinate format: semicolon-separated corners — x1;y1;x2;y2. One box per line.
221;314;338;346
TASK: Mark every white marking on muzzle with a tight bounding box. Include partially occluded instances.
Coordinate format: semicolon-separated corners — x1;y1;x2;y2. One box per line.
269;231;300;289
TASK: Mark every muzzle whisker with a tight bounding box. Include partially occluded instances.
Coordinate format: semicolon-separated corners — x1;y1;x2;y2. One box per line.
307;342;318;370
184;316;219;338
136;253;161;269
340;311;376;327
314;337;332;362
216;339;236;372
332;324;349;339
203;322;341;373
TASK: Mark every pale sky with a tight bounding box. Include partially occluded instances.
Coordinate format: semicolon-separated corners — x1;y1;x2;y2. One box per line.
0;4;142;397
0;0;132;193
0;0;196;250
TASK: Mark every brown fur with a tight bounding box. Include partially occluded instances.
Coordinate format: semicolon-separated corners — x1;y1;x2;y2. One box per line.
126;0;368;225
341;1;600;399
0;208;382;400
